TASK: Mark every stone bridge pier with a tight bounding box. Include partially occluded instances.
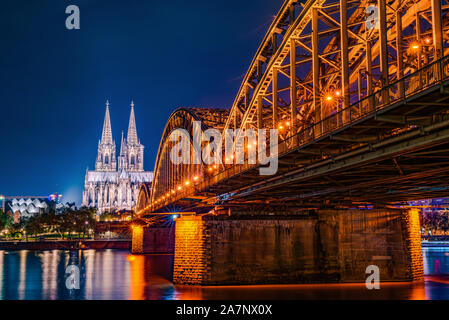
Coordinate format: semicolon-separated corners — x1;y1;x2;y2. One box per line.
172;208;423;285
131;223;175;254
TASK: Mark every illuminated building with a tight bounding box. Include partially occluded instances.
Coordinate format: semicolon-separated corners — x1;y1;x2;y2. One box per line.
4;195;62;223
82;101;153;214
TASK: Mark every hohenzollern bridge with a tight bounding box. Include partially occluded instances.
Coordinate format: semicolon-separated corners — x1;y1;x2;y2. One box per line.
133;0;449;286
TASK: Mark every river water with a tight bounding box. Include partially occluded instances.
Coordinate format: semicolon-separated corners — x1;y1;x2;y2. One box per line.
1;246;449;300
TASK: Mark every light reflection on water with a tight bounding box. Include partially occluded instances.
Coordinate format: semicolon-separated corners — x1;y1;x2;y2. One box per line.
0;249;175;300
0;247;449;300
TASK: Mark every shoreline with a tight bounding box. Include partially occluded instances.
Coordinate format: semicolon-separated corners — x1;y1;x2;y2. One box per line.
0;239;131;251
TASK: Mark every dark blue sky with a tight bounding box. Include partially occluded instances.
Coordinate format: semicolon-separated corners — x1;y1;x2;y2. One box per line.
0;0;284;204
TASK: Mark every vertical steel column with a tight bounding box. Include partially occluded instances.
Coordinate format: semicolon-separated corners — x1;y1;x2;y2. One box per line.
245;84;250;109
396;8;404;98
290;38;297;144
431;0;443;60
340;0;350;124
416;12;422;86
289;4;295;23
272;67;278;129
272;33;277;53
257;95;263;129
164;154;166;196
312;7;321;136
366;39;374;111
358;69;363;114
257;61;263;81
378;0;389;104
170;149;173;193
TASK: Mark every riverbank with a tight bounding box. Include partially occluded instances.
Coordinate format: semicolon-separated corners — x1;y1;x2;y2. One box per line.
0;239;131;250
421;236;449;246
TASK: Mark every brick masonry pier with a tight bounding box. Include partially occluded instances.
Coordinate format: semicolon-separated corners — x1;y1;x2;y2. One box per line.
172;208;423;285
131;225;175;254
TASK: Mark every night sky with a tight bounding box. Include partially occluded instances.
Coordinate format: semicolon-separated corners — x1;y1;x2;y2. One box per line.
0;0;284;204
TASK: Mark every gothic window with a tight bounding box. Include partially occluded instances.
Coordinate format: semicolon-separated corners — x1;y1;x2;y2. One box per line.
131;155;135;165
105;154;109;164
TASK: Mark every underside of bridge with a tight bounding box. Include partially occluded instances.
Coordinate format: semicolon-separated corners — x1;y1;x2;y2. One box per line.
133;0;449;285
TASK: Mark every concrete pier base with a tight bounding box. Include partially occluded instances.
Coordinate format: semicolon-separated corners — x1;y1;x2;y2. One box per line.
131;225;175;254
172;208;423;285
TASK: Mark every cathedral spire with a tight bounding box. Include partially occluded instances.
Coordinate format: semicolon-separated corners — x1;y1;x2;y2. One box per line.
120;130;125;155
127;101;138;145
101;100;113;145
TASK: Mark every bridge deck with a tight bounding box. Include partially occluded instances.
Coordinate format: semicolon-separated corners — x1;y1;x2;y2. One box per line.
162;58;449;211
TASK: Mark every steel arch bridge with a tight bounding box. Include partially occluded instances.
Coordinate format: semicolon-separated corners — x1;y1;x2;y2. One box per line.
137;108;229;211
137;0;449;216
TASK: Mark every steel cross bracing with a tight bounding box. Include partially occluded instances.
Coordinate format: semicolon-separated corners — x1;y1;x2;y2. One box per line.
138;0;449;215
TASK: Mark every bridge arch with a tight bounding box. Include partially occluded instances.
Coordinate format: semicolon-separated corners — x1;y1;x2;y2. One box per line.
137;0;449;215
222;0;447;145
146;107;229;210
136;182;152;214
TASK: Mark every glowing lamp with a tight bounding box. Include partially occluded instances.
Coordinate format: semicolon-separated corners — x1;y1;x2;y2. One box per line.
177;186;182;191
326;95;333;101
286;122;290;126
193;176;199;181
185;181;190;186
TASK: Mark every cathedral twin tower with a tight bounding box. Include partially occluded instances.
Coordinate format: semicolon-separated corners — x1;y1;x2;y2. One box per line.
82;101;153;213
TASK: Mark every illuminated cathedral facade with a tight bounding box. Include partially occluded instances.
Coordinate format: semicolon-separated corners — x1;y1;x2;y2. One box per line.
82;101;153;213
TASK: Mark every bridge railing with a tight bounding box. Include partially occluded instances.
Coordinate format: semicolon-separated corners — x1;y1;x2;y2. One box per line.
279;55;449;154
151;55;449;212
213;55;449;184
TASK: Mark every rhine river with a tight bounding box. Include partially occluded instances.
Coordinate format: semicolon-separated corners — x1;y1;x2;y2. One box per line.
1;246;449;300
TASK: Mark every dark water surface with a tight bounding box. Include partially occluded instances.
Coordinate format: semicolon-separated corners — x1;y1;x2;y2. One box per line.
1;247;449;300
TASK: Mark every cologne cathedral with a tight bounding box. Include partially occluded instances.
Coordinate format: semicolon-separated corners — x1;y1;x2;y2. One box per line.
82;101;153;213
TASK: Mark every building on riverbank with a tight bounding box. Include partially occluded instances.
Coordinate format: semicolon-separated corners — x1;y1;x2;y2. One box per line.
5;195;64;223
82;101;153;214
